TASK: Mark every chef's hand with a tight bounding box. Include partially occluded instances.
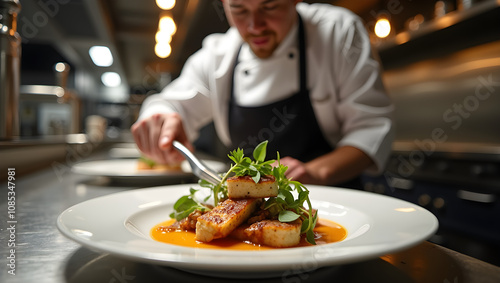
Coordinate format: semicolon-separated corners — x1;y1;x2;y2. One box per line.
131;112;193;165
276;157;317;185
277;146;374;185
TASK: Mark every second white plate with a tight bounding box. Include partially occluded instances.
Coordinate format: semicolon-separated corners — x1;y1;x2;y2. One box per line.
71;159;227;179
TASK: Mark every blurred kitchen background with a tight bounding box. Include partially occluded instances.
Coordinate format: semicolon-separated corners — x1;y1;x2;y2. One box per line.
1;0;499;266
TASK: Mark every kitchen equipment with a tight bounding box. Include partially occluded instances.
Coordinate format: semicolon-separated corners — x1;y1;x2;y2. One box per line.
0;0;21;140
19;62;82;136
369;7;500;263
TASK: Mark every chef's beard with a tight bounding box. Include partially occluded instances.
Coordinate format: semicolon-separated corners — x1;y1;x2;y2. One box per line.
245;31;279;59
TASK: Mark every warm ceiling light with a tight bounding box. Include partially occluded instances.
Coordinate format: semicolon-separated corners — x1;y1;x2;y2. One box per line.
374;18;391;38
155;30;173;43
155;42;172;58
55;62;68;72
159;15;177;35
101;72;121;87
89;46;113;67
156;0;175;10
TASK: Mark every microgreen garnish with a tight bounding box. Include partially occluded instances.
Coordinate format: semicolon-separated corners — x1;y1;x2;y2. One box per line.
169;188;210;221
266;153;318;245
228;141;274;183
169;140;318;245
138;156;156;167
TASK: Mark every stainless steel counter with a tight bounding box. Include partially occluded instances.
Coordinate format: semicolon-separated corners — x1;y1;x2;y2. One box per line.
1;150;499;283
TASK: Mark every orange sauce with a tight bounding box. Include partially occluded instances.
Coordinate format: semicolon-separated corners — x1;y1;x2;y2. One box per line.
151;218;347;250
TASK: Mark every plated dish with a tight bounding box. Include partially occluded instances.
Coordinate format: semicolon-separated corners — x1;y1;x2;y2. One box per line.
71;159;227;180
57;184;438;277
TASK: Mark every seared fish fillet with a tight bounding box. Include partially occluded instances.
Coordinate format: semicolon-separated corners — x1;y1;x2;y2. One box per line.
231;219;302;248
227;175;278;199
195;198;260;242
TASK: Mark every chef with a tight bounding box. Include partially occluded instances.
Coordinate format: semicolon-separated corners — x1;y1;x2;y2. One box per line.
131;0;394;187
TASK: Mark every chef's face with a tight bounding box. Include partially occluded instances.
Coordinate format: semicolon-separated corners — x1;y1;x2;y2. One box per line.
223;0;300;59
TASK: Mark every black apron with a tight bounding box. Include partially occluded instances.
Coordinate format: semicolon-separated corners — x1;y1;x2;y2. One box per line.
228;15;332;162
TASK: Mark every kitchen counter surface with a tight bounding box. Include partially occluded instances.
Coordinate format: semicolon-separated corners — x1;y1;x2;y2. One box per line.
0;149;499;283
0;134;130;182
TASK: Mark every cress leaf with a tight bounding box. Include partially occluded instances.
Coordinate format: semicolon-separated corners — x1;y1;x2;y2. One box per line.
248;164;258;173
278;210;301;222
280;189;295;205
175;197;198;213
242;156;252;165
253;140;268;162
306;229;316;245
301;218;310;233
263;198;277;210
252;171;261;183
173;195;190;211
295;191;309;206
311;209;319;227
274;195;287;205
173;207;197;221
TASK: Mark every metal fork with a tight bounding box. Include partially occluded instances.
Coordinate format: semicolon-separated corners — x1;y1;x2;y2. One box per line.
172;140;222;185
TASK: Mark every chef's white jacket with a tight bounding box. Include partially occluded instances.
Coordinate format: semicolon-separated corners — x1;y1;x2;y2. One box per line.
138;3;394;174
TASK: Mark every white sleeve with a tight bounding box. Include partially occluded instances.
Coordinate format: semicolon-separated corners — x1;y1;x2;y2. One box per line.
333;16;394;174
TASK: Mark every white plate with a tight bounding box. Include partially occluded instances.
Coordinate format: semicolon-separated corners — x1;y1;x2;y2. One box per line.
71;159;227;179
108;143;141;158
57;184;438;278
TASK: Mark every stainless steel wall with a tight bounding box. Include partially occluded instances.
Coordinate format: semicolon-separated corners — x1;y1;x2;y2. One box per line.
383;40;500;153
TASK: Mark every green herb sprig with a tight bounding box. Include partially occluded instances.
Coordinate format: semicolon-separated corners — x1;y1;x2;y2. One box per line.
228;141;275;183
169;188;210;221
266;154;318;245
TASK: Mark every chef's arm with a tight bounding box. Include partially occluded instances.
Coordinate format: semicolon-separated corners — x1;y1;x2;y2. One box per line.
280;146;373;186
304;146;373;185
326;15;394;178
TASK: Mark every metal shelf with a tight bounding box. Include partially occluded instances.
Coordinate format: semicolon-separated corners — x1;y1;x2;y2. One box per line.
375;0;500;52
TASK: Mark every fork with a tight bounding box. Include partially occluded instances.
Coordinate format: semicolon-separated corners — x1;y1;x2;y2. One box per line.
172;140;222;185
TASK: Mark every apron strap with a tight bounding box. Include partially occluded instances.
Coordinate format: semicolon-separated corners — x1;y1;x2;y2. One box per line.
297;14;307;94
